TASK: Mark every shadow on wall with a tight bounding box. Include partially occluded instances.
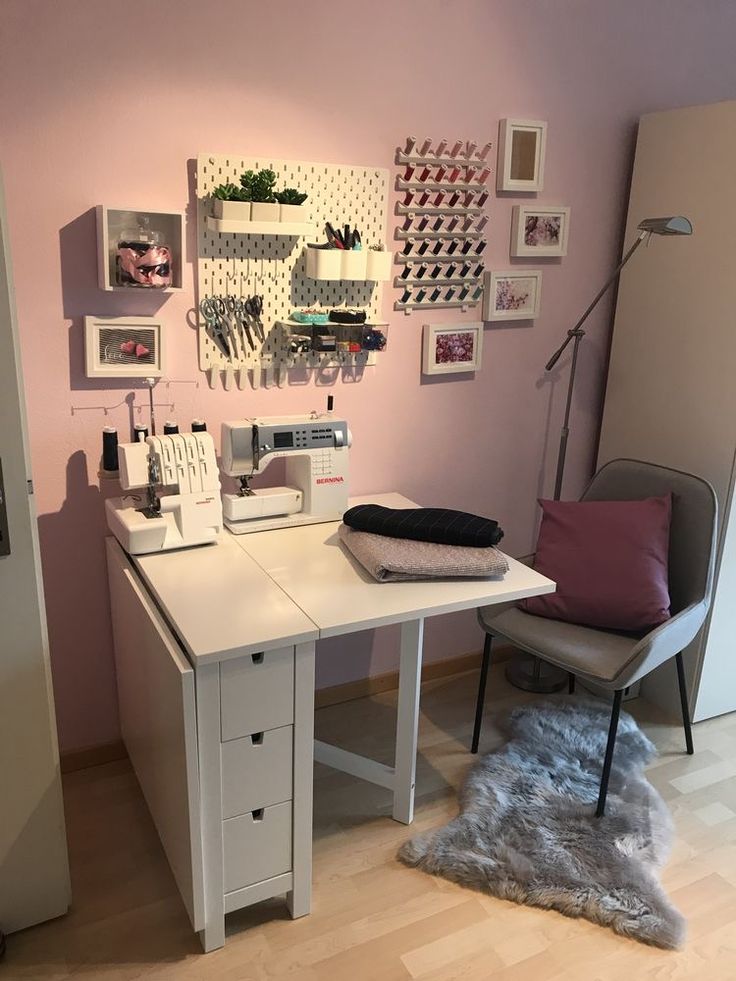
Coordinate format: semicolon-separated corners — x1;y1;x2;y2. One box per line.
37;449;121;747
59;208;169;393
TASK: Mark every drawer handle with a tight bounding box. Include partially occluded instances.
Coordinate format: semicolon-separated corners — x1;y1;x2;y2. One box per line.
251;732;264;745
251;652;264;665
252;809;264;821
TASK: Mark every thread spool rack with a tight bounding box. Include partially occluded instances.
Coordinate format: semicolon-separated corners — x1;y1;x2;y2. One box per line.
393;137;492;313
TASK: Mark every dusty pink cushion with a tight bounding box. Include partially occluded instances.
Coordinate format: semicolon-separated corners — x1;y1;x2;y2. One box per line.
521;495;672;631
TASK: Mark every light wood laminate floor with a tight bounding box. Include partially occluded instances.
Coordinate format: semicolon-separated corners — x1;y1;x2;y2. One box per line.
5;662;736;980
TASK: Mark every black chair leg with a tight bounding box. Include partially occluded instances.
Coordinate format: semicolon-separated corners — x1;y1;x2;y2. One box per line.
675;652;695;755
596;690;623;818
471;635;493;754
568;673;576;694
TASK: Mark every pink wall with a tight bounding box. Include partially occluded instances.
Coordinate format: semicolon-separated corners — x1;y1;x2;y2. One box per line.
2;0;735;753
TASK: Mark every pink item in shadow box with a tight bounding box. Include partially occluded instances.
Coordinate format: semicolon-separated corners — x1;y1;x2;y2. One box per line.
116;241;172;288
115;215;172;288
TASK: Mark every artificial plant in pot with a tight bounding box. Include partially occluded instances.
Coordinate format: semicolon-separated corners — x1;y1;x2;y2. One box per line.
275;187;308;222
211;182;251;220
242;168;279;222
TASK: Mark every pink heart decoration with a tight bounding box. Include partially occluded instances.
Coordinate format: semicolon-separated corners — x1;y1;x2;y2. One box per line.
120;340;136;355
136;343;150;359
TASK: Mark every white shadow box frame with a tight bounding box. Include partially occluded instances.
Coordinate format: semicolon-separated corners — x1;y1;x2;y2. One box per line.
497;119;547;193
85;315;166;378
483;269;542;321
422;322;483;375
511;205;570;257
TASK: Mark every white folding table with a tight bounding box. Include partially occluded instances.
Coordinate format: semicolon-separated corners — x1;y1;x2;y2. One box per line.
106;492;554;951
233;493;555;824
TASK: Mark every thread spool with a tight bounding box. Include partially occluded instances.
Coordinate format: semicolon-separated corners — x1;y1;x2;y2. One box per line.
133;424;148;442
102;427;119;472
163;421;179;435
191;419;207;432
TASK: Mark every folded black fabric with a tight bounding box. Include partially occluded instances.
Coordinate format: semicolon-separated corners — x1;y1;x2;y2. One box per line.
343;504;504;548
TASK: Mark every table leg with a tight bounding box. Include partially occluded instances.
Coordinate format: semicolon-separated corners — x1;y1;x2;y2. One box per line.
196;662;225;953
392;618;424;824
288;641;315;919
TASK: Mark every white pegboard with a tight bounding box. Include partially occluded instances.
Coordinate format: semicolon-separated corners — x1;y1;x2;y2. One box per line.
196;154;389;381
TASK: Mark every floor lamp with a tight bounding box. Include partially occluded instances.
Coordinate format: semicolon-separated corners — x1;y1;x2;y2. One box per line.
507;215;693;694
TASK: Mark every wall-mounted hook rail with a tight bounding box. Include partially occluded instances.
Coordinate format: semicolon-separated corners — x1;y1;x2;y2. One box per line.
396;179;489;193
396;204;484;217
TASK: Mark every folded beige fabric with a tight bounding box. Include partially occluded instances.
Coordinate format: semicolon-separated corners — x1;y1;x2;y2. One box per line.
338;524;510;582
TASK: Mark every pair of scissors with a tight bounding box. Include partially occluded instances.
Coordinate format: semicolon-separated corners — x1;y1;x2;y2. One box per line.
222;294;241;358
234;299;256;350
199;297;231;359
244;294;265;343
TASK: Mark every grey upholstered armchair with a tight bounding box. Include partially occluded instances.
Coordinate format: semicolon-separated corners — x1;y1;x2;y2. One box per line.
472;459;718;817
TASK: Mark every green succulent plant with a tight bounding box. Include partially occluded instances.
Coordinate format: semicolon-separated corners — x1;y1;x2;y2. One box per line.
240;168;278;203
275;188;308;206
212;182;250;202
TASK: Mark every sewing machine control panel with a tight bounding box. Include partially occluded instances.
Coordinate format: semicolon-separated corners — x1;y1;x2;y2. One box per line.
269;426;343;451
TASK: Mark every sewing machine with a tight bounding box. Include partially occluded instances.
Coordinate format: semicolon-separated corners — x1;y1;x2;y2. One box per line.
106;432;223;554
221;413;351;534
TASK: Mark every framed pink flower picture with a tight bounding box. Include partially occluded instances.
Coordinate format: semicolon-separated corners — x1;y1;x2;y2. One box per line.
422;322;483;375
511;205;570;257
483;269;542;321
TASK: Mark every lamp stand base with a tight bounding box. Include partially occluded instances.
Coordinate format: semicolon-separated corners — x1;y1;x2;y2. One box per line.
506;655;567;693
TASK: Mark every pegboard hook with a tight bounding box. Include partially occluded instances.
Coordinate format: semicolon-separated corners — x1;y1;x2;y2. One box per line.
240;257;251;295
225;257;237;287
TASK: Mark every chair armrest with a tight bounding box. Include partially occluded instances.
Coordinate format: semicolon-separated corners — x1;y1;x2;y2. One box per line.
617;601;709;688
516;553;535;567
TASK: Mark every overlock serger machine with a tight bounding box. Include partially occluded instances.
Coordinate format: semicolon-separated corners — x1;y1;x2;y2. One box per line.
106;431;223;554
221;413;351;533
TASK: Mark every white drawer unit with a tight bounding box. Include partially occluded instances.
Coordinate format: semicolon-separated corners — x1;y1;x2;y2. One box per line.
221;725;294;818
223;802;293;893
106;538;317;954
220;647;295;741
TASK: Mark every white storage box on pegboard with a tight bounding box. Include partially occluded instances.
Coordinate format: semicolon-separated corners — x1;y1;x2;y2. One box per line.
366;249;392;281
304;246;391;282
212;199;252;221
340;249;368;280
305;247;342;280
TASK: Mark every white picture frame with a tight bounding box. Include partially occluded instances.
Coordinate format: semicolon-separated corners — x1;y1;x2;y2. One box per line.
483;270;542;321
84;315;166;378
511;205;570;257
422;322;483;375
497;119;547;193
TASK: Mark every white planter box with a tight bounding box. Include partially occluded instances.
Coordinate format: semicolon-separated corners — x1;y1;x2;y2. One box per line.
305;247;342;280
250;202;280;222
212;199;251;221
366;249;392;281
341;249;368;280
279;203;307;223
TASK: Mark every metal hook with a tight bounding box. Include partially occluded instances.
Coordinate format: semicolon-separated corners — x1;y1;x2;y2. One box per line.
240;256;251;296
225;257;237;294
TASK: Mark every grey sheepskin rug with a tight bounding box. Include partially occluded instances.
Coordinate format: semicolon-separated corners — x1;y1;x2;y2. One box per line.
399;699;685;948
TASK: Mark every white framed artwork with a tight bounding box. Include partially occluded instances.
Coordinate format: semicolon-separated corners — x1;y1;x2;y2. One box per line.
497;119;547;193
84;315;166;378
422;322;483;375
511;205;570;257
483;270;542;321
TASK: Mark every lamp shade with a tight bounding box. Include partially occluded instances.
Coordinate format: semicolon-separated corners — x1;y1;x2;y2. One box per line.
637;216;693;235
